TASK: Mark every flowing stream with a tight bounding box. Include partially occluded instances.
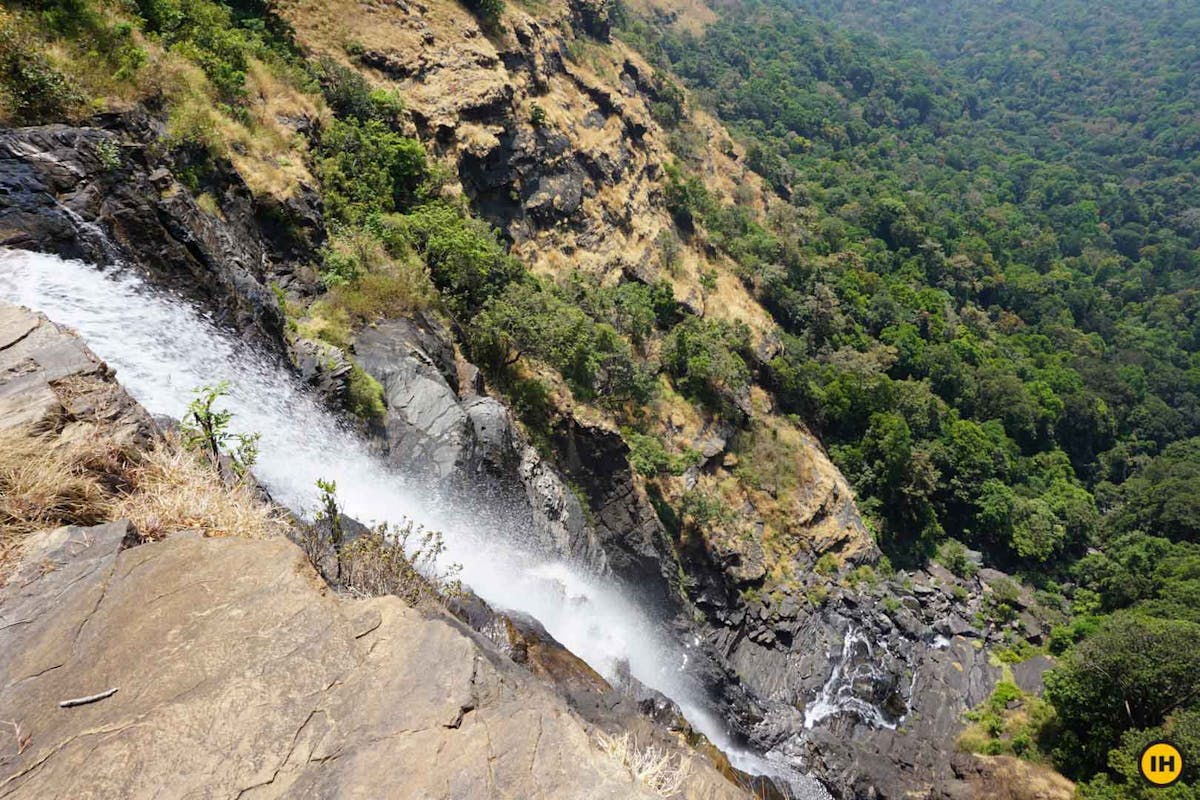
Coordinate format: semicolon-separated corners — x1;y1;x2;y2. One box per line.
0;249;831;799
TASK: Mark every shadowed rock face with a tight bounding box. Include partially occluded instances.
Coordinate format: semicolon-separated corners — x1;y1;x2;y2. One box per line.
0;118;321;344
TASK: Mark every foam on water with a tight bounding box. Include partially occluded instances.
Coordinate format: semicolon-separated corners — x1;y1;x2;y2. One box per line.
0;249;829;798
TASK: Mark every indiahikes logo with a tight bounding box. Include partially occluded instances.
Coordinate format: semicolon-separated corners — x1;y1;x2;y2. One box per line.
1140;741;1184;787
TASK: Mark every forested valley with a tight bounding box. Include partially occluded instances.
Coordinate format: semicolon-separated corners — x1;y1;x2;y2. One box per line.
619;0;1200;793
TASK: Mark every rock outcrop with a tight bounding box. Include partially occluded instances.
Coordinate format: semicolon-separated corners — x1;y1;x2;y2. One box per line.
0;303;152;446
0;525;740;799
0;300;750;800
0;118;317;343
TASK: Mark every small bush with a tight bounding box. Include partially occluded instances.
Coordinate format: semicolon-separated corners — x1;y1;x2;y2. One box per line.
622;428;699;477
301;479;462;605
317;118;428;223
982;575;1023;624
935;538;977;578
395;203;523;314
471;280;655;403
310;57;404;124
529;102;547;127
95;138;122;171
347;364;386;424
678;487;735;529
845;565;879;588
180;382;260;478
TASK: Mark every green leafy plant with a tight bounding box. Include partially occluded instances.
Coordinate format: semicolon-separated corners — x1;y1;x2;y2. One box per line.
529;102;547;127
180;382;260;478
95;139;122;171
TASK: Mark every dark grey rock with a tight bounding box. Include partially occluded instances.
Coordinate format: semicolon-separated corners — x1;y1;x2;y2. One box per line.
1011;654;1056;696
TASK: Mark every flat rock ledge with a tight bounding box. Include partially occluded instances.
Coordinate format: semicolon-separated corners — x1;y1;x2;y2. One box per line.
0;523;704;799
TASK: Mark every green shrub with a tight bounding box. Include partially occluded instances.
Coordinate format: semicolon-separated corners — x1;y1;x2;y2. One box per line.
0;13;84;122
529;102;547;127
317;118;427;223
662;316;751;414
982;575;1023;624
814;551;839;576
471;281;655;403
346;364;386;424
559;273;679;348
679;487;734;529
311;56;402;124
622;428;699;477
180;382;260;478
394;203;522;314
935;538;977;578
303;479;461;604
320;226;390;286
145;0;260;101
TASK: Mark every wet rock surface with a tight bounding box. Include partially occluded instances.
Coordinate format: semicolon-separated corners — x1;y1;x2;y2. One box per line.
0;116;321;343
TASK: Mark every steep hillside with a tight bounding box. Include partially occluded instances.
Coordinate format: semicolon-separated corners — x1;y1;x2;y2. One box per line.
271;0;883;591
616;0;1200;794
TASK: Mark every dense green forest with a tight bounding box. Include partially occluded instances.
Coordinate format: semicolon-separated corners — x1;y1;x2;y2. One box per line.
620;0;1200;793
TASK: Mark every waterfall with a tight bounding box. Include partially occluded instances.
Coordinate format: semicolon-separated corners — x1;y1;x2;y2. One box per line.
0;248;830;799
803;627;905;731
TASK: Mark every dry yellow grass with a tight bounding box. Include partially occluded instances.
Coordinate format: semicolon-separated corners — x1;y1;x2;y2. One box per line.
158;55;319;200
621;0;717;35
594;731;692;797
0;426;118;572
112;438;291;542
1;424;288;582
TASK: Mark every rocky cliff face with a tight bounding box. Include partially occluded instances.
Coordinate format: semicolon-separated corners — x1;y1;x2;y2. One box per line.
0;117;323;342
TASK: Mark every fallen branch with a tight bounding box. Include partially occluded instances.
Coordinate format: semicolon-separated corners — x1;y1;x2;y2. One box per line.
58;687;118;708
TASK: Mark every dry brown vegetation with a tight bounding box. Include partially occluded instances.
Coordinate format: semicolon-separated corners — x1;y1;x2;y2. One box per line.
0;426;119;568
0;424;287;582
594;730;692;797
111;439;290;541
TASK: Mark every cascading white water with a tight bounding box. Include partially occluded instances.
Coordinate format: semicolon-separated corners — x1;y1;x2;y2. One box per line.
803;627;903;731
0;249;830;799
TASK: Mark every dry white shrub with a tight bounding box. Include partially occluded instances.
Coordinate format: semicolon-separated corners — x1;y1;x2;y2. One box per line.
595;730;692;798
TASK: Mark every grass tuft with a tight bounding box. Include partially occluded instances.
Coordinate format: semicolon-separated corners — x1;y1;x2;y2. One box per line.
111;435;290;541
0;426;119;569
594;731;691;797
1;424;288;582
